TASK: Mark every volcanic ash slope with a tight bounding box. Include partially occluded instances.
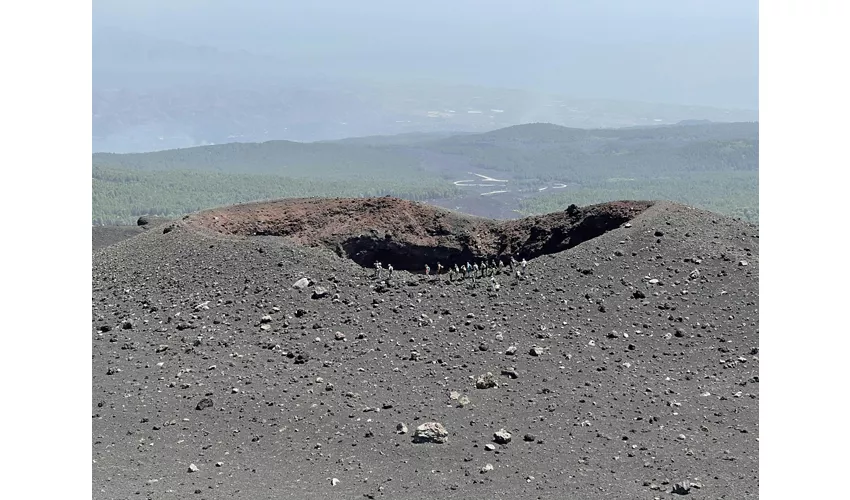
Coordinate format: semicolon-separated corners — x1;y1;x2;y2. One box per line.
92;198;759;500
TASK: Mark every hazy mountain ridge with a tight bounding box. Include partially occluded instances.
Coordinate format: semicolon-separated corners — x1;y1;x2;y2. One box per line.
93;122;758;225
92;28;758;153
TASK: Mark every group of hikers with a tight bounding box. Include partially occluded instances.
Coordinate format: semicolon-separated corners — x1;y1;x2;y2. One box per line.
372;255;528;284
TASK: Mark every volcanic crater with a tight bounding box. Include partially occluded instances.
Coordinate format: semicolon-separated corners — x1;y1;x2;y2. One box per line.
93;197;758;500
184;197;653;270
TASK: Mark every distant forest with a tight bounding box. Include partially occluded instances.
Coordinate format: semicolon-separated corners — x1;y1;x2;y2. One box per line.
93;122;758;225
93;164;460;224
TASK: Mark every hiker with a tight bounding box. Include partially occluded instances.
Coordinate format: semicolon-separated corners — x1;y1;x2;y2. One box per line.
436;262;444;280
387;264;394;280
374;261;382;279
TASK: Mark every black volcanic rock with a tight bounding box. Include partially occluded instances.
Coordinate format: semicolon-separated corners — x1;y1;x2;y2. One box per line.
195;398;213;411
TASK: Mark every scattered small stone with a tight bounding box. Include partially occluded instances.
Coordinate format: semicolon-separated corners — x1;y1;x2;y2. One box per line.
475;372;499;389
672;480;691;495
188;464;199;473
529;346;545;357
654;230;664;236
260;315;272;324
231;387;240;394
478;343;489;351
292;277;310;289
396;423;408;434
493;429;512;444
331;478;340;486
334;331;346;340
505;346;517;356
501;368;519;379
215;462;223;467
523;433;536;442
480;463;494;474
633;290;646;299
485;444;496;451
412;422;449;444
195;398;213;411
739;260;749;266
121;320;134;330
311;287;329;299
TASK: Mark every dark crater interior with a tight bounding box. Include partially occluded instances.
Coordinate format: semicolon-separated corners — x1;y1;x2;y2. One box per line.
186;197;653;271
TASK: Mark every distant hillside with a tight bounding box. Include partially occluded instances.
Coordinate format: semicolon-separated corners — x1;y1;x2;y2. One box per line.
320;131;474;146
93;122;758;225
413;122;758;181
92;140;419;178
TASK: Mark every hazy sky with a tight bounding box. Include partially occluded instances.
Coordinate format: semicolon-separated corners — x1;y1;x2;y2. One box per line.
92;0;758;109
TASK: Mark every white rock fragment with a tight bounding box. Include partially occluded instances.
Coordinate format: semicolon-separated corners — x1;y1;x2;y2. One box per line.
412;422;449;444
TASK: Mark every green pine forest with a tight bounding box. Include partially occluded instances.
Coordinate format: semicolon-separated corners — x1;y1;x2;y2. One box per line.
93;122;758;225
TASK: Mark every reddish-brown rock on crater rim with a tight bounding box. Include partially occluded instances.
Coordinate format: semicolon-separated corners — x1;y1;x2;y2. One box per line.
186;197;654;271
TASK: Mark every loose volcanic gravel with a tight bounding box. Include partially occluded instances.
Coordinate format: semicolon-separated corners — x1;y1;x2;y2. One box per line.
92;199;758;500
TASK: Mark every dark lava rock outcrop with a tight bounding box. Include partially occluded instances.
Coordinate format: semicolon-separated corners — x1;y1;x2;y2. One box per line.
185;196;652;270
